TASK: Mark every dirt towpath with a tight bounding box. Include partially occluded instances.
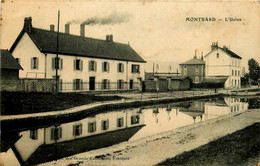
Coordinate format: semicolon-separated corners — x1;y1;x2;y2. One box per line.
40;108;260;166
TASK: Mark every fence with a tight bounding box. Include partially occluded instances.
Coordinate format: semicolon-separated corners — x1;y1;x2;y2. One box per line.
60;81;140;92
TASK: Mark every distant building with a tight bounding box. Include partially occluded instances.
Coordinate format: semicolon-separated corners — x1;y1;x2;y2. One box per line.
10;17;146;92
1;49;23;91
145;72;192;91
179;55;205;84
204;42;242;88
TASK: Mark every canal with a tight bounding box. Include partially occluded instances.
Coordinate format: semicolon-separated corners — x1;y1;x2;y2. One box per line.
1;96;259;165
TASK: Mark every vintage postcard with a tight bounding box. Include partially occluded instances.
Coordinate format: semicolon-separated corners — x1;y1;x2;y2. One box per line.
0;0;259;166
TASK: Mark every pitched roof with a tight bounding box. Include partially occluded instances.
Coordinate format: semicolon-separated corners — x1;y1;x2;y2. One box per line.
180;57;205;65
205;47;242;59
1;49;23;70
10;27;146;63
146;72;191;80
202;76;229;84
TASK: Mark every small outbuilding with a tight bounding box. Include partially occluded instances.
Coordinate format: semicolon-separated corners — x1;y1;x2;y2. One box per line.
145;72;192;92
1;49;23;91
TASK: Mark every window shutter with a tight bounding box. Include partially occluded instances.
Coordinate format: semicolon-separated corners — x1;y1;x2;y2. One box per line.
101;121;104;130
88;122;90;133
31;58;34;69
73;60;76;70
94;62;97;71
122;64;124;73
36;58;39;69
107;62;110;72
101;79;104;90
60;59;63;70
51;128;55;140
88;61;91;71
73;79;76;90
59;128;62;139
80;60;83;71
102;62;104;72
79;124;82;135
52;58;55;70
108;80;110;90
80;79;83;90
107;120;109;129
94;122;96;132
73;126;76;136
117;64;119;72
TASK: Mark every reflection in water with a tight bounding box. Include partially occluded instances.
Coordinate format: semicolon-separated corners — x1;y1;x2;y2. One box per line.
0;97;257;166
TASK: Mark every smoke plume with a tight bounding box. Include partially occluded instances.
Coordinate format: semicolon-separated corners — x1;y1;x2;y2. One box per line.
67;12;132;26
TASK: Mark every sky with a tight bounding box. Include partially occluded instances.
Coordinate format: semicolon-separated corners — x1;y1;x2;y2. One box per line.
1;0;259;72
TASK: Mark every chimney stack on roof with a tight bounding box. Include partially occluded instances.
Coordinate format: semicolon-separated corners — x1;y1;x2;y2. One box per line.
201;52;204;60
211;42;218;51
65;24;70;34
106;34;113;42
24;17;32;32
223;45;229;51
50;24;55;31
110;34;113;42
194;50;197;59
106;35;110;42
80;24;85;37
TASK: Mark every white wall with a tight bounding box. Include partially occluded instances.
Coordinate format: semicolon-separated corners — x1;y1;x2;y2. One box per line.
14;128;45;162
12;33;46;78
205;49;241;88
44;108;144;144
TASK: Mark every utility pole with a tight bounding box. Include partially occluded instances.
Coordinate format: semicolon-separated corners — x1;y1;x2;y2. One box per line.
55;10;60;93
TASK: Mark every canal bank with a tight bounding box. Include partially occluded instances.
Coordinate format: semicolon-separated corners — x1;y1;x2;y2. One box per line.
40;108;260;166
0;93;221;129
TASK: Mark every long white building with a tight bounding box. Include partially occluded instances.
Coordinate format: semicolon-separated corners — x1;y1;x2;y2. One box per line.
10;17;146;92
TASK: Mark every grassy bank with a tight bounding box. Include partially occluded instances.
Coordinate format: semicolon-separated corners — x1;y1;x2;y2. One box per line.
1;91;124;115
158;123;260;166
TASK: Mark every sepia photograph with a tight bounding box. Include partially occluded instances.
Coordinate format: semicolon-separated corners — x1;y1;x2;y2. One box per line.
0;0;260;165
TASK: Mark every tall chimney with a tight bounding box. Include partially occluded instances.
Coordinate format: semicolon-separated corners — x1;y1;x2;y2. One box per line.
65;24;70;34
50;24;55;31
211;42;218;51
80;24;85;37
106;35;110;42
24;17;32;32
110;34;113;42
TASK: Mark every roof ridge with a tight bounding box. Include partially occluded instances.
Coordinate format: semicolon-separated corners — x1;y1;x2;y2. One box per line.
31;27;129;46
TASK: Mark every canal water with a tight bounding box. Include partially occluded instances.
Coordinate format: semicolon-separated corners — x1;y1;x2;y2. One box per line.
1;96;259;165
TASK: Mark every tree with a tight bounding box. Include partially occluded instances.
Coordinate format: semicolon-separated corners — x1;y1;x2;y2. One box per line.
248;58;259;83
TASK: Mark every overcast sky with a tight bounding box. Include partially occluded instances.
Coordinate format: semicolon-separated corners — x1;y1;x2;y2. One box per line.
1;0;259;72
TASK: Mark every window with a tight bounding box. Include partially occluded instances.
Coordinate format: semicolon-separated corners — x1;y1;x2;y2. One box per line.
216;53;219;58
102;79;110;90
73;79;82;90
30;129;38;140
88;122;96;133
74;59;83;71
184;68;187;75
31;57;39;69
101;120;109;130
195;76;199;83
131;64;140;73
117;79;124;89
232;70;234;76
117;118;124;127
52;57;63;70
73;124;82;136
238;71;240;76
89;61;97;71
118;63;124;73
131;115;140;125
102;62;109;72
50;127;62;140
235;70;237;76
